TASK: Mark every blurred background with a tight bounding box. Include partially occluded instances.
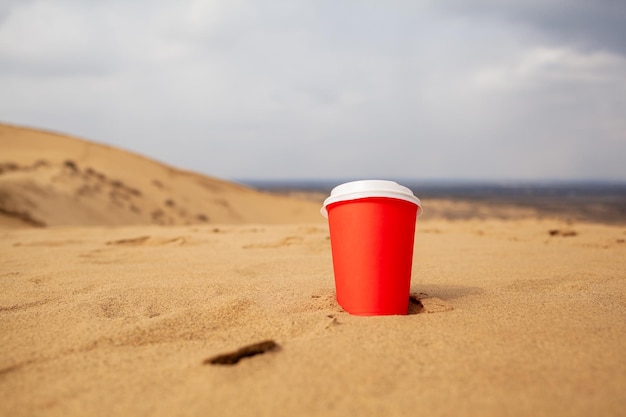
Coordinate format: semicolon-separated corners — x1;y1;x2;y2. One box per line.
1;0;625;182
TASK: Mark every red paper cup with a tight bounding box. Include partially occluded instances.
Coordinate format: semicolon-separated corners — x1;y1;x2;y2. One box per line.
321;180;422;316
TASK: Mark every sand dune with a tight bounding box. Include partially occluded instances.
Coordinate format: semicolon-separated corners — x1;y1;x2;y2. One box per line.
0;123;322;227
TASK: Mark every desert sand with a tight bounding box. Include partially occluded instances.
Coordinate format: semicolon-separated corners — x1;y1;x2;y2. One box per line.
0;123;321;227
1;125;625;417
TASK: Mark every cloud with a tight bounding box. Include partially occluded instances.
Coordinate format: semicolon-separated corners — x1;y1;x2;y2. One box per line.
435;0;626;53
0;0;624;180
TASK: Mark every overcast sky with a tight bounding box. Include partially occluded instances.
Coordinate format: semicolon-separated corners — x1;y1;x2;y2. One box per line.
1;0;625;181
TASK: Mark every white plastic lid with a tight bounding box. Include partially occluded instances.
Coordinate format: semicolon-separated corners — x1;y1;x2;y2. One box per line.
320;180;422;218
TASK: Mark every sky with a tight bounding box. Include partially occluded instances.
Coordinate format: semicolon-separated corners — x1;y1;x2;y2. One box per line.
1;0;625;182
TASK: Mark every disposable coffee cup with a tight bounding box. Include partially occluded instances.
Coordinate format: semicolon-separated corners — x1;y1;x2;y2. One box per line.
321;180;422;316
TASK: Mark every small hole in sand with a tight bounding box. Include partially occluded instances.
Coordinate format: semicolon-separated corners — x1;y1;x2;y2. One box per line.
408;294;425;315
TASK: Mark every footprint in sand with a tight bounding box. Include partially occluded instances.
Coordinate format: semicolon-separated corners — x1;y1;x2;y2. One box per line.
13;240;83;247
106;235;189;246
0;298;55;313
106;236;151;245
242;236;304;249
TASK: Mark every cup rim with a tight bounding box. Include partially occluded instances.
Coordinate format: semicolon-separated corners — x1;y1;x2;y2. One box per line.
320;180;422;218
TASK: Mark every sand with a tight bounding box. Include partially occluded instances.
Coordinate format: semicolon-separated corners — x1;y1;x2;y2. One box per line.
1;218;625;417
1;124;625;416
0;123;321;227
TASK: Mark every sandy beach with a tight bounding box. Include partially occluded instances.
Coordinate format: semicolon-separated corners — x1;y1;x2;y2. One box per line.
1;125;625;416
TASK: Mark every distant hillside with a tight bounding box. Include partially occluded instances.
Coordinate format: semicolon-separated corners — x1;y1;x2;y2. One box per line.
0;123;322;227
